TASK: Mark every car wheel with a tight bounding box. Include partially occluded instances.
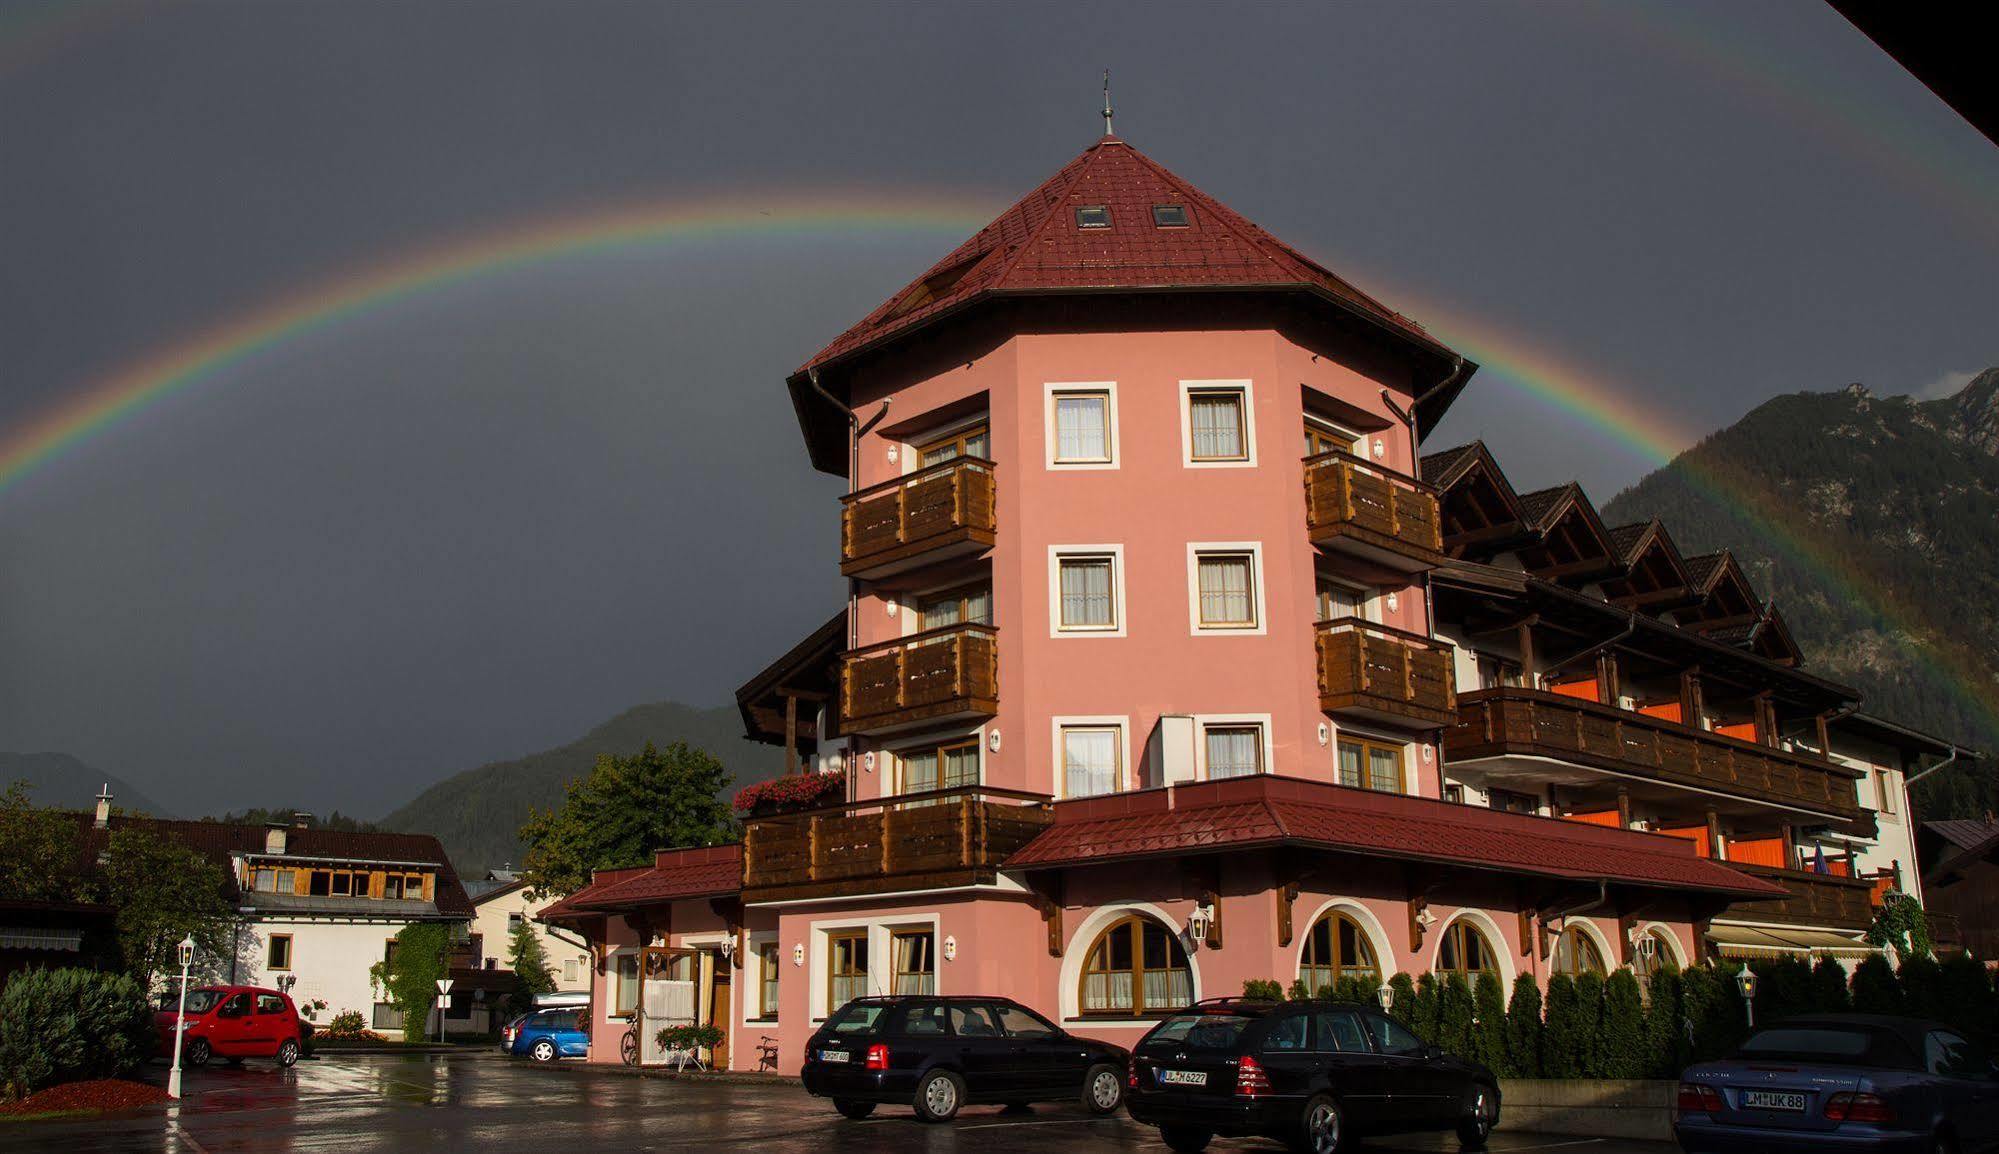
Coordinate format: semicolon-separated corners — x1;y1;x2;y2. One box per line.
1934;1132;1959;1154
1160;1124;1213;1153
277;1039;300;1068
834;1099;876;1120
913;1069;965;1123
184;1038;211;1069
1291;1093;1346;1154
1456;1083;1497;1150
1082;1062;1124;1115
532;1039;558;1063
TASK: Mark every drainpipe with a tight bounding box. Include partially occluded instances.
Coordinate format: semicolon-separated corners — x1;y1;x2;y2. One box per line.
809;369;889;803
1539;879;1611;964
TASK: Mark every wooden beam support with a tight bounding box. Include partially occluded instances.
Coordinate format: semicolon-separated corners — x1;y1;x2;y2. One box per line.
1517;618;1539;689
1277;882;1301;948
783;693;799;775
1408;895;1430;953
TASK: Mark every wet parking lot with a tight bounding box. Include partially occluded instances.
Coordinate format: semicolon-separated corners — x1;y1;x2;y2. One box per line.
0;1052;1678;1154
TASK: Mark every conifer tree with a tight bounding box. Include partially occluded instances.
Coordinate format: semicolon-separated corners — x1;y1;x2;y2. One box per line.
1599;969;1646;1079
1504;975;1544;1079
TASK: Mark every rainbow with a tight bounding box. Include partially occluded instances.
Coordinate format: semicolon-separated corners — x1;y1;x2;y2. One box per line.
0;193;999;493
1372;277;1998;736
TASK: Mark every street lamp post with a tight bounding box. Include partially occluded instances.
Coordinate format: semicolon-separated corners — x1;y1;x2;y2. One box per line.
1376;983;1395;1014
1735;964;1759;1029
167;935;195;1099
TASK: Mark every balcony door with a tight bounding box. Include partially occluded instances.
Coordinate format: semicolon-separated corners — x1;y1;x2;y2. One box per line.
1305;416;1363;458
900;737;979;797
1316;575;1378;624
918;422;989;467
917;582;992;632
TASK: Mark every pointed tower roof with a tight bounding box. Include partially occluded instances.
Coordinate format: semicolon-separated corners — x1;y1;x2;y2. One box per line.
788;136;1471;470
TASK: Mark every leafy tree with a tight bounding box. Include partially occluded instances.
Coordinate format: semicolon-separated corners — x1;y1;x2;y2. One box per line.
518;742;735;898
1599;969;1646;1078
1504;976;1543;1078
101;827;233;984
0;780;84;902
1809;957;1851;1014
1850;953;1903;1015
508;920;557;1007
369;923;452;1039
1541;974;1581;1078
1867;894;1933;959
207;807;379;832
0;969;154;1098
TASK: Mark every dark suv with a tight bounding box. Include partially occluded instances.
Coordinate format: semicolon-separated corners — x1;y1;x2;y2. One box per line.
1126;998;1499;1153
801;995;1129;1123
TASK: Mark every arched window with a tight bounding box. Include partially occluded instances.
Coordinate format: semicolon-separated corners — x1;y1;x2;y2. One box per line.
1080;915;1192;1016
1434;919;1497;978
1632;927;1679;985
1298;911;1381;994
1551;926;1607;977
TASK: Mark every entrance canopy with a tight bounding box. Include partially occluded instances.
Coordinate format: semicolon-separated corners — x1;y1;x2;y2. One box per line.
1707;923;1877;960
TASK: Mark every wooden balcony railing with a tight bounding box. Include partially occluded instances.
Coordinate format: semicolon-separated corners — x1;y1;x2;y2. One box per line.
1303;451;1445;569
1722;862;1876;931
1315;618;1457;727
1444;688;1863;821
840;457;996;578
840;623;998;734
741;786;1054;902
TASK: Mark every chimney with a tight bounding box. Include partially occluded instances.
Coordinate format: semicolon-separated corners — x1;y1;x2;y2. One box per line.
292;811;312;829
265;820;288;856
93;784;113;830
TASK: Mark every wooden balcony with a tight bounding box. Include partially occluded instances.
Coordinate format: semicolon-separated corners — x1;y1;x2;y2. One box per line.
840;623;998;734
1316;618;1457;728
1303;451;1446;571
1444;688;1863;821
1721;862;1876;931
741;786;1054;903
841;457;996;579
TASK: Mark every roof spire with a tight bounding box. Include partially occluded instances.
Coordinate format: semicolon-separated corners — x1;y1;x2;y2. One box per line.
1101;68;1114;137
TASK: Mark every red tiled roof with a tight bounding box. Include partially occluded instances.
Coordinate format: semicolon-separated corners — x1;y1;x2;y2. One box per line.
62;813;474;916
794;136;1458;378
541;845;742;919
1005;776;1786;899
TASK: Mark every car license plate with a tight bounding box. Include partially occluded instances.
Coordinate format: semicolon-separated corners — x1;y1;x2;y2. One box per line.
1742;1091;1806;1112
819;1049;849;1063
1159;1070;1207;1086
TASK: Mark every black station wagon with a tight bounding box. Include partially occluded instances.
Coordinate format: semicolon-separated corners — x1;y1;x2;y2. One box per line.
1125;998;1500;1153
801;995;1130;1123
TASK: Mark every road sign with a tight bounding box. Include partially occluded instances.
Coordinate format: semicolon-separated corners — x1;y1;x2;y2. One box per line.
435;978;454;996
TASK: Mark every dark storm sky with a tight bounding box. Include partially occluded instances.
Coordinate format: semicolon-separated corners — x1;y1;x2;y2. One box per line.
1;1;1992;818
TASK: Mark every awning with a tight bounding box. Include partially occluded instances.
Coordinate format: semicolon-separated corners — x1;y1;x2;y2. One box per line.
0;927;83;951
1708;924;1878;959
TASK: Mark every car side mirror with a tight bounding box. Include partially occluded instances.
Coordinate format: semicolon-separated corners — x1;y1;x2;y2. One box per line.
1425;1044;1445;1060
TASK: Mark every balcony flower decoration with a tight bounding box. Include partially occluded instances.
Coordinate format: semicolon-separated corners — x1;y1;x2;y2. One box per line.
734;771;847;817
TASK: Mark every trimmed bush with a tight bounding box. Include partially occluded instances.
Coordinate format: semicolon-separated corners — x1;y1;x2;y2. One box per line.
1243;979;1285;1001
1753;957;1816;1023
1938;953;1997;1046
1472;971;1509;1075
1437;973;1475;1058
1598;969;1646;1079
0;968;155;1099
1504;976;1543;1078
1386;973;1418;1024
1411;972;1441;1042
1897;954;1946;1022
1642;965;1685;1078
1810;957;1851;1014
1541;974;1581;1078
1572;972;1606;1077
1851;953;1903;1015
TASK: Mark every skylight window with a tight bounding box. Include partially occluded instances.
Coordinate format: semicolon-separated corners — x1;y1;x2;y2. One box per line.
1152;205;1189;228
1075;205;1112;229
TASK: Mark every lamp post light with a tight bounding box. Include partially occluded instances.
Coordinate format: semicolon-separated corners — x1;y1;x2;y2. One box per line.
1376;982;1395;1014
167;935;195;1099
1735;964;1759;1029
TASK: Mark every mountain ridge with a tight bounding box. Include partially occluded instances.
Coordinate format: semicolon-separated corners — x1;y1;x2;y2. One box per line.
0;751;172;817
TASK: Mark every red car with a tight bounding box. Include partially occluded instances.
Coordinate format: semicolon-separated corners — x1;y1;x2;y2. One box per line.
156;985;305;1069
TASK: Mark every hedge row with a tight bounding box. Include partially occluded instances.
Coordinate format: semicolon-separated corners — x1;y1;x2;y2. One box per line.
0;969;156;1099
1249;950;1998;1079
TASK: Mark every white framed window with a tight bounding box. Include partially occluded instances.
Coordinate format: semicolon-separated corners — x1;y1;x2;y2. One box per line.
1337;734;1407;794
1050;545;1126;637
1179;380;1256;467
1187;542;1267;635
1045;382;1118;468
1195;715;1271;780
1054;717;1130;798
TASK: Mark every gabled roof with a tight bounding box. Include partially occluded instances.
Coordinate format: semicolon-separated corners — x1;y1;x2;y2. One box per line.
735;609;847;745
1607;522;1650;562
1929;819;1999;852
1420;443;1484;489
539;844;743;921
796;136;1460;380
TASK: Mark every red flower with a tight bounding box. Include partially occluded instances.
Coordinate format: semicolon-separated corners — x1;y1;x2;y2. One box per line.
734;771;846;814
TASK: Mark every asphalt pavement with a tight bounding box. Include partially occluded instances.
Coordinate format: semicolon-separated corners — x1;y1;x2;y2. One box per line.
0;1051;1681;1154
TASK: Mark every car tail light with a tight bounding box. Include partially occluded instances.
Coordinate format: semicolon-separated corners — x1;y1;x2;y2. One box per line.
1676;1082;1724;1115
1127;1057;1138;1088
864;1044;890;1071
1825;1092;1895;1124
1235;1054;1271;1098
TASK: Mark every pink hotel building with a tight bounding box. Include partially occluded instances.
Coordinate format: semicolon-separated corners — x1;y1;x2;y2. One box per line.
543;136;1968;1073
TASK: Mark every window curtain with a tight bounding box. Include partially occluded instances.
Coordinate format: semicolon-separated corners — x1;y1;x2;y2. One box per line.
1198;557;1252;624
1337;744;1362;788
1064;729;1119;797
1082;971;1133;1013
1367;747;1400;793
1060;559;1113;627
1189;394;1243;458
1056;395;1107;460
1204;728;1259;779
903;751;939;794
893;933;935;995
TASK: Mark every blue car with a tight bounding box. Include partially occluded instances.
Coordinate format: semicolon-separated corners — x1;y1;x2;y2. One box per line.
1675;1014;1999;1154
502;1007;590;1062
